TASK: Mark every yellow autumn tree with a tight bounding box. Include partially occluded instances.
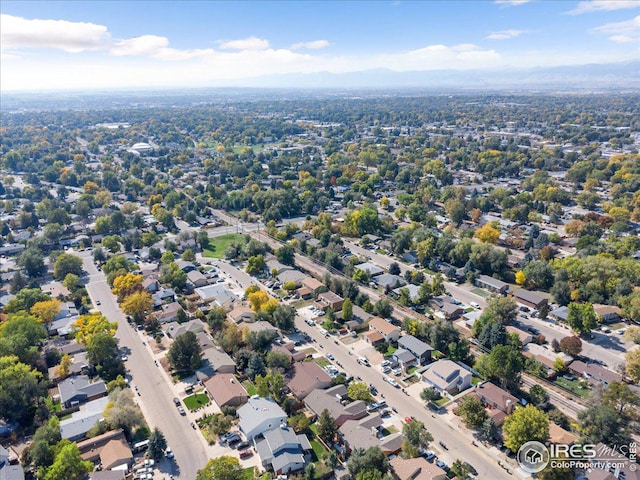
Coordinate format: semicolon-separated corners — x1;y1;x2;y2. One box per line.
515;270;526;286
474;223;501;244
248;290;270;311
30;299;61;323
112;273;143;300
83;181;100;194
74;313;118;344
121;291;154;323
54;354;73;379
261;298;279;314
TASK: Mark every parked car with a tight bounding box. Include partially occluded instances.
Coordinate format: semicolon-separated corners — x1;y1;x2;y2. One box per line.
463;462;478;475
239;448;253;458
173;397;181;406
470;302;480;309
436;460;448;469
165;447;174;459
228;437;242;448
327;353;335;361
236;441;250;451
177;406;186;415
423;450;436;461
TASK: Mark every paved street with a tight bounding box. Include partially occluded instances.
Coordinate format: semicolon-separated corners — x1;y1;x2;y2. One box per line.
78;251;209;480
293;315;516;479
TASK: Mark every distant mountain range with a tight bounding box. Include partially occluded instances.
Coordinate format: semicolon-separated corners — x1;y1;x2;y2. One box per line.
228;61;640;90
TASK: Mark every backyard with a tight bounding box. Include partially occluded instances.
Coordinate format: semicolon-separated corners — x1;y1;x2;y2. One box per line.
203;233;245;258
554;377;591;397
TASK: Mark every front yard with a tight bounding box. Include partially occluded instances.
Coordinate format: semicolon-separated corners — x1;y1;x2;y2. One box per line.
183;393;210;410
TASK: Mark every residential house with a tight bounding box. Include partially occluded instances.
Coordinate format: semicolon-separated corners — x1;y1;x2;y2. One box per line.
549;423;578;446
393;349;417;371
60;397;110;441
0;445;24;480
551;306;569;323
152;288;176;307
569;360;622;387
58;375;107;408
278;269;308;285
475;275;509;295
318;291;344;311
392;284;421;303
203;374;248;408
506;325;534;345
593;304;622;323
254;425;312;474
195;284;237;309
155;302;184;324
374;274;407;290
163;319;204;339
266;259;293;275
304;385;367;426
355;263;384;277
89;470;125;480
200;347;236;375
46;315;78;337
187;270;209;288
362;330;385;346
99;437;133;471
142;278;159;292
77;429;128;464
301;277;325;296
390;456;447;480
228;306;256;324
288;362;332;400
473;382;518;415
397;335;433;365
339;414;403;455
244;321;279;336
512;289;548;310
369;317;400;343
237;397;288;440
176;260;196;272
423;359;472;396
440;302;464;320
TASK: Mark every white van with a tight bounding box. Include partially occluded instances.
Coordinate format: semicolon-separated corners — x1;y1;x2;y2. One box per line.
319;328;329;337
470;302;481;309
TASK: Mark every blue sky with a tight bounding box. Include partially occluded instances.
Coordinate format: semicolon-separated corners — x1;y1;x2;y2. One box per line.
1;0;638;91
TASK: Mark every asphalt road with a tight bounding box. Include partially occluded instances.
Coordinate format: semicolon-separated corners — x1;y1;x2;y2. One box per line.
78;251;208;480
294;315;514;480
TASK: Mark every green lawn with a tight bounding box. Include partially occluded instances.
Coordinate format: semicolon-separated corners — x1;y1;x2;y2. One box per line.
407;366;418;375
385;345;398;356
232;144;265;154
554;377;591;397
241;467;255;480
315;358;331;368
435;397;450;406
203;233;245;258
242;380;257;396
471;288;490;297
472;376;483;386
310;439;328;461
183;393;209;410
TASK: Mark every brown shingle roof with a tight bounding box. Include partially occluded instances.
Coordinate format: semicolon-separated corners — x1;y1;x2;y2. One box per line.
203;374;248;407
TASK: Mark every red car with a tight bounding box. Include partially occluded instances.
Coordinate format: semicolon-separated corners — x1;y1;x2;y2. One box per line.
405;416;414;423
239;448;253;458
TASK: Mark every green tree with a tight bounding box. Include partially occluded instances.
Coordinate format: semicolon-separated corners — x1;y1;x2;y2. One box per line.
0;355;45;426
276;244;295;266
43;442;92;480
449;460;471;480
480;417;499;441
601;381;640;419
402;420;433;449
347;447;389;479
272;304;295;331
348;382;373;402
28;417;61;471
374;300;393;319
5;288;51;313
0;312;47;366
485;296;518;325
456;395;488;428
182;248;196;262
567;302;598;335
529;384;549;407
246;254;266;274
288;413;312;433
578;404;631;446
147;428;168;460
475;345;524;390
168;331;202;374
503;405;549;452
317;408;338;443
87;332;124;381
342;298;353;322
209;414;233;436
19;248;45;277
196;456;243;480
420;387;441;403
104;388;145;437
625;349;640;383
53;253;83;280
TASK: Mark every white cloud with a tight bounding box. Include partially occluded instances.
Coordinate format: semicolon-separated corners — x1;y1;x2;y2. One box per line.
374;43;502;71
485;29;527;40
566;0;640;15
0;14;109;53
219;36;269;50
494;0;533;6
290;39;330;50
592;15;640;42
110;35;214;60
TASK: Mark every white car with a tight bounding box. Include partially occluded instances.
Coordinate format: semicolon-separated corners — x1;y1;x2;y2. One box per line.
470;302;480;309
